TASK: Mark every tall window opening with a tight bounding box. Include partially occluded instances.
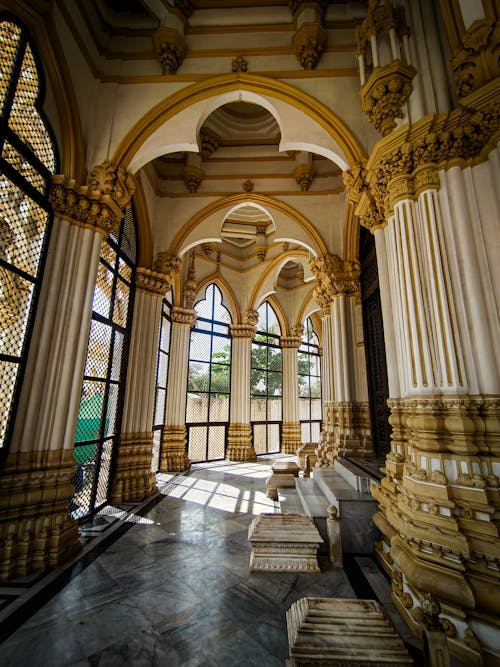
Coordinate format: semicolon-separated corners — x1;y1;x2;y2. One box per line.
251;301;282;454
298;317;322;443
0;16;57;458
152;287;173;471
72;208;137;519
186;283;231;462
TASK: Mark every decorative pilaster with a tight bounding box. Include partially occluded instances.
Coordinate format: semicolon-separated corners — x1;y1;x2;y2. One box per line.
281;326;303;455
227;317;257;461
0;163;135;581
112;266;173;502
160;306;197;472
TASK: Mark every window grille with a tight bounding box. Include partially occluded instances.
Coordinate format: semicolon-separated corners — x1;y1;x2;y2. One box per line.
152;288;173;471
71;208;137;519
0;16;57;458
251;301;282;455
186;283;231;462
299;317;322;443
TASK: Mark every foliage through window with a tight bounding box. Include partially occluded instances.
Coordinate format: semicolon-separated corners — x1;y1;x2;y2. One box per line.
251;301;282;455
298;317;322;443
0;16;57;456
186;283;231;462
71;208;137;519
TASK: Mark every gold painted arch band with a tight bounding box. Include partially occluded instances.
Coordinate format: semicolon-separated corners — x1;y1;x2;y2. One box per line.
112;73;367;170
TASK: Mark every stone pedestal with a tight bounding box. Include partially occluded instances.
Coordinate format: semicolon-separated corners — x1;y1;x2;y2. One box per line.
266;473;297;500
297;442;318;470
286;597;413;666
248;513;322;572
272;460;300;476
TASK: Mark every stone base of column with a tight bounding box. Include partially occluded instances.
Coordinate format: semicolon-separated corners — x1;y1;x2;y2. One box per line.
334;402;372;458
111;432;157;503
281;421;302;455
0;449;81;582
159;426;191;472
226;423;256;461
371;394;500;664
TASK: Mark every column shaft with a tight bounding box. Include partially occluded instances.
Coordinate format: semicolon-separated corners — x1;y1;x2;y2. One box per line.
281;334;302;455
227;326;256;461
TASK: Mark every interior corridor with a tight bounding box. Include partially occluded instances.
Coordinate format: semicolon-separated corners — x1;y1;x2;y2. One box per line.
0;456;433;667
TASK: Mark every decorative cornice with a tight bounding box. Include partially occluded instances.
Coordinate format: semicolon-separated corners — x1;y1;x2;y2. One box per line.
88;160;136;210
171;305;197;325
153;26;187;75
360;60;416;137
135;267;170;296
451;18;500;98
292;22;326;70
49;175;123;236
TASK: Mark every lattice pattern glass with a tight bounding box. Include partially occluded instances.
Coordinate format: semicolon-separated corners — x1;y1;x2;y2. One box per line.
298;317;322;444
72;208;136;519
186;284;231;462
153;292;172;472
0;19;55;454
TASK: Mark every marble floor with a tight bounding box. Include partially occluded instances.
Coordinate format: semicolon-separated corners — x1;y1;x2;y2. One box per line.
0;457;445;666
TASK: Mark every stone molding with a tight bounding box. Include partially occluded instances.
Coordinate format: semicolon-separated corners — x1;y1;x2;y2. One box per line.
171;306;197;326
360;60;416;137
111;432;157;503
49;175;123;237
0;449;81;582
135;267;171;296
153;26;187;75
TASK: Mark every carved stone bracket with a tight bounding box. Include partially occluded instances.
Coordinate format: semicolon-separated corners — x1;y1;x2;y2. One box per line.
153;26;187;75
292;23;326;70
294;163;314;191
360;60;416;136
200;128;220;160
183;165;203;193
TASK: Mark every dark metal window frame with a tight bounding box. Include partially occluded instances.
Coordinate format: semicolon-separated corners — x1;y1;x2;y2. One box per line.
0;13;58;461
152;290;173;471
73;210;137;520
298;317;322;443
186;284;232;463
251;302;282;455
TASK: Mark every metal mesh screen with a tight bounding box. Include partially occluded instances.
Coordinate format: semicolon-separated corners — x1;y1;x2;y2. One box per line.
0;18;55;455
298;317;322;444
72;210;136;519
186;284;231;462
152;291;172;472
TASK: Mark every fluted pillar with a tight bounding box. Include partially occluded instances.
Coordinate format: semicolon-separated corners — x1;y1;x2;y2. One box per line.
281;327;303;455
0;168;131;581
227;324;256;461
316;302;336;465
111;269;171;502
159;306;196;472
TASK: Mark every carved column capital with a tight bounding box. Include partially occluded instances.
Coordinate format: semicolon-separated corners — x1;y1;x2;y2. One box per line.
153;252;181;282
230;324;256;339
88;159;136;210
171;305;197;326
135;267;171;296
280;335;302;349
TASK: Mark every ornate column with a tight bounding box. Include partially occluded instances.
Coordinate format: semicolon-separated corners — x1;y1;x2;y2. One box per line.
356;97;500;660
0;161;134;581
111;260;177;503
160;305;196;472
227;311;257;462
281;325;304;455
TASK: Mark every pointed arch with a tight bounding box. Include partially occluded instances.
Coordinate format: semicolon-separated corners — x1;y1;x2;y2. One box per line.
195;274;239;324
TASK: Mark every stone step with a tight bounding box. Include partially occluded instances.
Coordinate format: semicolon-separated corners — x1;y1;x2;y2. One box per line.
295;478;329;518
336;456;374;493
278;488;303;514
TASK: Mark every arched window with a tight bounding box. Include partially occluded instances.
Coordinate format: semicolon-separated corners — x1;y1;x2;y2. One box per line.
0;16;57;457
186;283;231;462
251;301;282;454
152;287;173;471
298;317;322;442
72;208;137;519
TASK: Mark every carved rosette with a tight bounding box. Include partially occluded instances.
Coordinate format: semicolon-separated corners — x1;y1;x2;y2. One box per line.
243;179;255;192
294;163;314;191
451;19;500;98
360;60;416;136
227;423;256;461
0;449;81;581
111;432;157;503
292;23;326;70
50;177;122;236
232;55;248;72
153;26;187;75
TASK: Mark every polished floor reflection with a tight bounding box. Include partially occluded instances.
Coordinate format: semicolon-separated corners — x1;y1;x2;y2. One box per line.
0;457;425;666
